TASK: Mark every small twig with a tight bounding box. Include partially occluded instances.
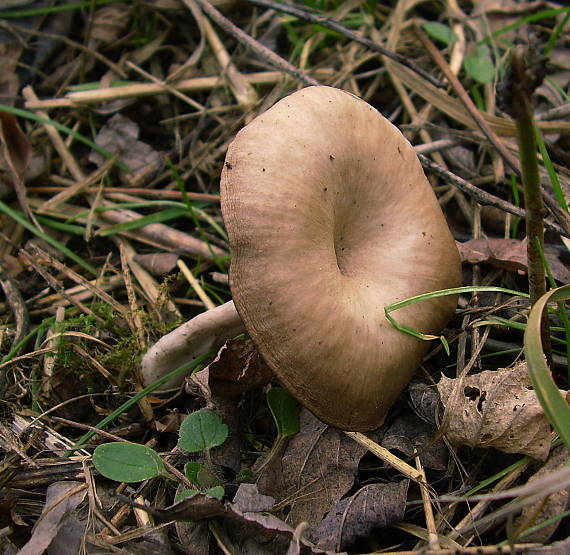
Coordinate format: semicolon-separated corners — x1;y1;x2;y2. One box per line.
246;0;446;89
22;86;85;182
418;154;567;237
0;262;29;347
177;259;216;310
414;25;522;177
29;185;220;203
19;249;104;323
416;456;440;551
24;70;334;110
190;0;320;86
344;431;423;482
367;546;542;555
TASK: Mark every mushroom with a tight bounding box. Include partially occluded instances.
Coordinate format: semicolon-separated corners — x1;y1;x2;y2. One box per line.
142;86;461;431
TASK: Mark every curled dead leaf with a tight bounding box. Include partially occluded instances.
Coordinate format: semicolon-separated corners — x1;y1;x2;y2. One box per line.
437;363;560;460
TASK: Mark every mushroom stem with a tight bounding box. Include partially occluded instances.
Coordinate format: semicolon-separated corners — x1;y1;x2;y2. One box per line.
140;301;245;390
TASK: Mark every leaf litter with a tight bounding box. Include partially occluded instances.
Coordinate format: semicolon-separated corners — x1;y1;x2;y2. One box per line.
438;363;560;460
0;0;569;553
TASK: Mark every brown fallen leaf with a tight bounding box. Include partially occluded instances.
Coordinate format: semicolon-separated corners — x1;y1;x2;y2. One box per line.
514;445;570;543
133;252;180;276
193;337;273;398
18;481;86;555
0;112;30;180
143;490;339;554
260;409;367;528
457;238;570;284
437;363;558;460
382;412;448;470
409;379;440;425
88;113;163;183
310;481;409;551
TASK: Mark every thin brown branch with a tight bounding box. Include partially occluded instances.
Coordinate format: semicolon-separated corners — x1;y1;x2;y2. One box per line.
414;24;522;176
246;0;446;89
188;0;320;86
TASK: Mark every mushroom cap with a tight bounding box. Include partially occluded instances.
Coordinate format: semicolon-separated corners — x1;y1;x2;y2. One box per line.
221;86;461;431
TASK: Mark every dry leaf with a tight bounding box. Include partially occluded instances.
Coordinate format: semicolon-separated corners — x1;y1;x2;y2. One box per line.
18;481;86;555
437;363;556;460
90;4;131;46
275;409;368;528
0;111;38;225
0;112;31;181
515;445;570;543
382;413;448;470
310;481;409;551
409;380;439;425
457;238;570;284
146;491;338;554
200;337;273;398
88;114;163;182
232;483;275;513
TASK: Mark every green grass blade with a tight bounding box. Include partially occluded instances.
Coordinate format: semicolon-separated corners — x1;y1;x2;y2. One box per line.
524;285;570;449
385;286;530;348
0;201;98;276
36;215;85;235
535;127;569;212
98;207;188;236
0;104;129;172
0;0;120;18
479;7;570;46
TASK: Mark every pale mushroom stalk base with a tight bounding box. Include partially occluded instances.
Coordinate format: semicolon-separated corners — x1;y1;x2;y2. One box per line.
140;301;244;390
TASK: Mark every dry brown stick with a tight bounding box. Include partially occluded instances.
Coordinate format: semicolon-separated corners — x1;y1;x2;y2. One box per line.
246;0;446;89
190;0;320;86
37;157;116;213
22;87;85;182
418;154;569;236
418;154;566;236
29;185;220;203
25;70;334;110
416;457;440;551
414;25;521;177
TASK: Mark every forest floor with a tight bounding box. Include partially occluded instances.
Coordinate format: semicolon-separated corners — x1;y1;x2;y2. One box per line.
0;1;570;554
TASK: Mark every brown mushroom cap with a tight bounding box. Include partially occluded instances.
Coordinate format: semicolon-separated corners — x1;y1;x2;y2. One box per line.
221;86;461;431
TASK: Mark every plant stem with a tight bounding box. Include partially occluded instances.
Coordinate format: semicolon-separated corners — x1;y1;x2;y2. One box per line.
510;48;551;363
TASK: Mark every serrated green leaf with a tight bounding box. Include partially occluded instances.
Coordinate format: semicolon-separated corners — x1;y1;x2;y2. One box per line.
178;409;228;453
267;387;299;439
464;45;495;84
92;442;165;482
422;22;457;46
